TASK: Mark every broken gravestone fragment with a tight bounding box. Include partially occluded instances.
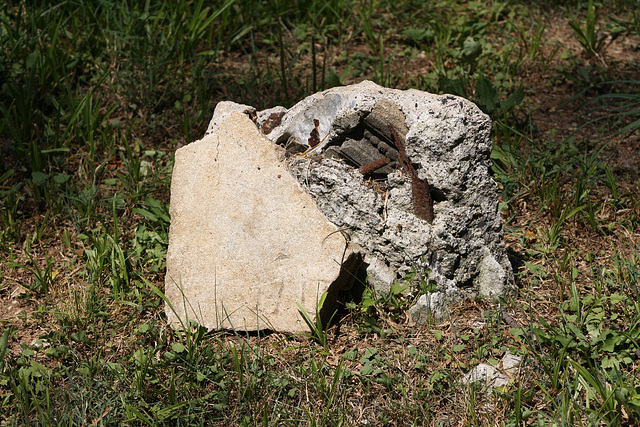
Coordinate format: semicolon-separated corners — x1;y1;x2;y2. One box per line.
166;80;515;333
165;112;363;334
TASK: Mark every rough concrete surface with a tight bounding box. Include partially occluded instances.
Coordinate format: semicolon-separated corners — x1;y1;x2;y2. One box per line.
247;81;515;322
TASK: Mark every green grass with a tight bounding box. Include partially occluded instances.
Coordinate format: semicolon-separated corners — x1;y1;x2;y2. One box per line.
1;0;640;425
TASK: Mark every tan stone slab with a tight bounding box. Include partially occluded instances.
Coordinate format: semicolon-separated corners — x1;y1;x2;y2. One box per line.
165;113;360;333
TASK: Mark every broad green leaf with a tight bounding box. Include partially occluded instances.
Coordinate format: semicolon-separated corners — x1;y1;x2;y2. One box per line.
361;361;375;375
462;37;482;61
390;281;409;295
133;208;159;222
31;171;49;186
172;343;186;353
502;87;525;111
452;344;465;352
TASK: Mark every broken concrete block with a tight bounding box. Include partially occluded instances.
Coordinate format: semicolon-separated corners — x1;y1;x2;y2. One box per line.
248;80;514;322
165;112;363;334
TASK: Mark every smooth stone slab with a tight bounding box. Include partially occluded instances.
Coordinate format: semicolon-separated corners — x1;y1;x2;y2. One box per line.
165;113;362;333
